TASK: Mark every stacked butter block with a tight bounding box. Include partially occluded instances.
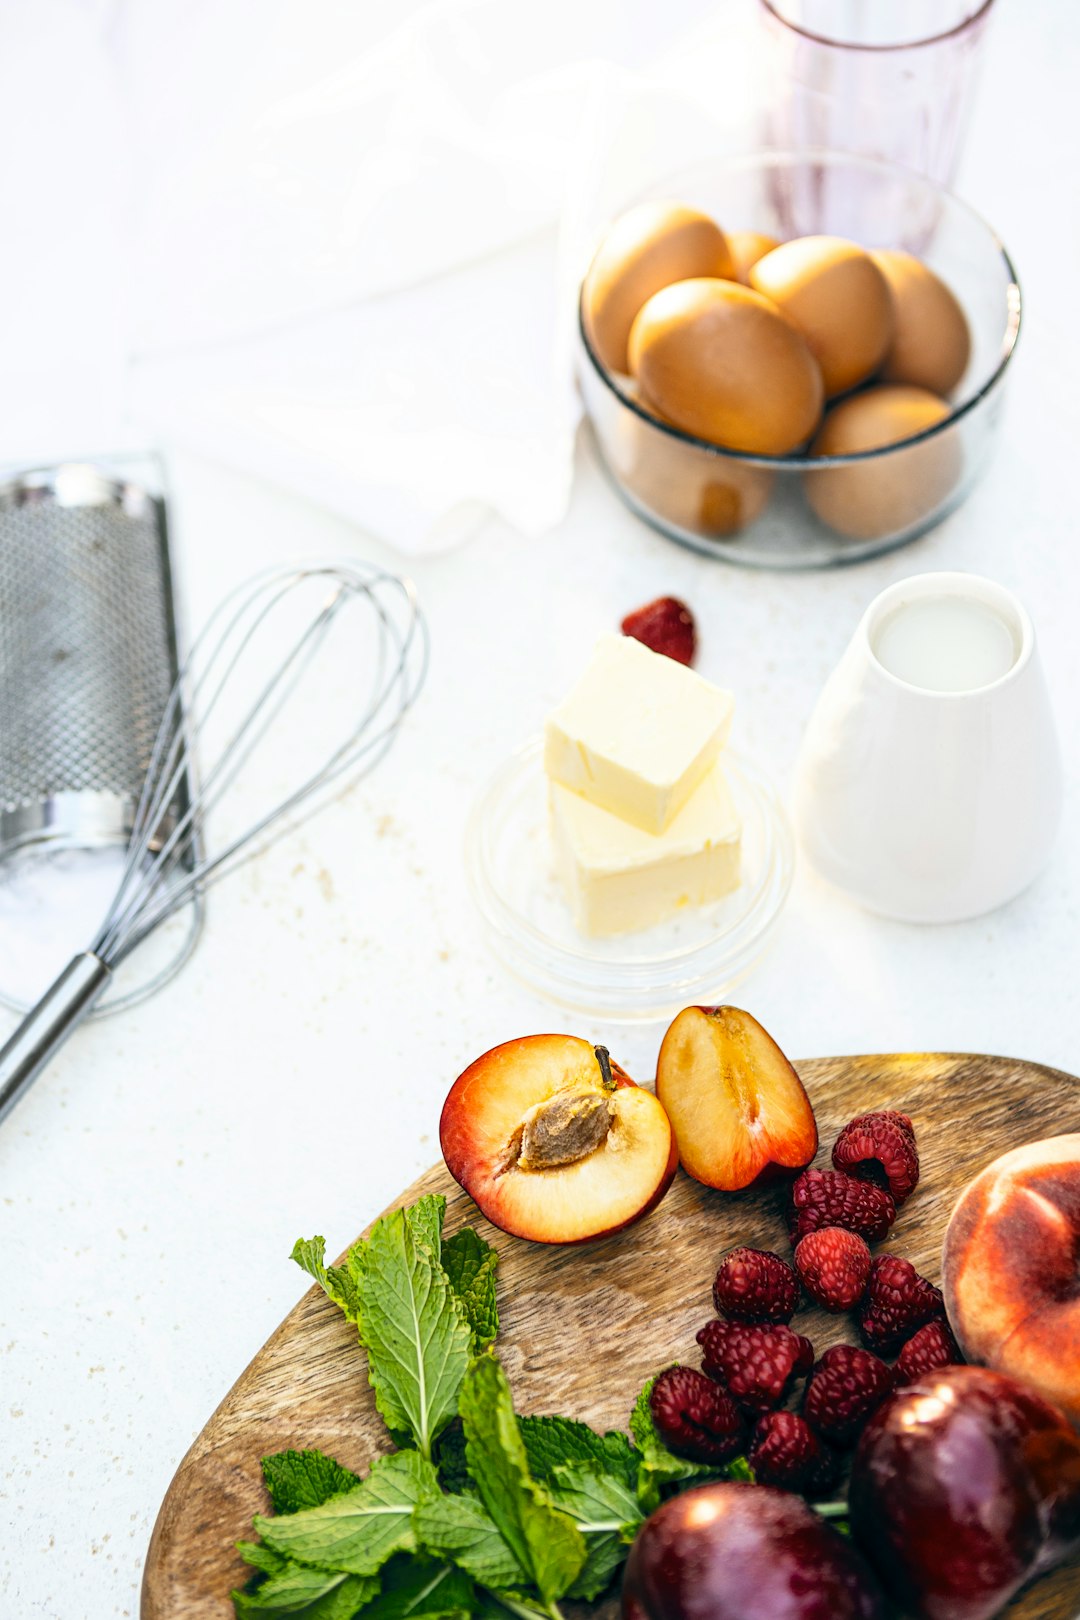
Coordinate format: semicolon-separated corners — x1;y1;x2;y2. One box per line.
544;635;742;935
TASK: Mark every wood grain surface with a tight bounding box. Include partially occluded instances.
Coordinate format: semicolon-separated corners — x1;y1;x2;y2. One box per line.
142;1053;1080;1620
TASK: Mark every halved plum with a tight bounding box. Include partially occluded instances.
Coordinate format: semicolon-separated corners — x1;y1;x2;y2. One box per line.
440;1034;678;1244
656;1006;817;1191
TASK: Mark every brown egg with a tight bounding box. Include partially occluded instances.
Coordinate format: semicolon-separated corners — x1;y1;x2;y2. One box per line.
727;230;780;285
805;383;961;540
627;278;824;456
749;236;893;397
610;382;774;538
872;249;972;395
582;202;735;376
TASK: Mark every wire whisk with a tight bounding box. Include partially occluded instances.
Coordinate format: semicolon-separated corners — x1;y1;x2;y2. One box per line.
0;559;428;1123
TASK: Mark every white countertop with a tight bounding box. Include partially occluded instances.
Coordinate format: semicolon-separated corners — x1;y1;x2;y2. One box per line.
4;5;1080;1616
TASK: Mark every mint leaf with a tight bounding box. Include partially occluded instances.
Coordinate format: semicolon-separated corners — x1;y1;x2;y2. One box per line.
563;1536;626;1603
256;1452;440;1577
459;1354;585;1605
261;1451;360;1515
292;1235;363;1325
441;1229;498;1351
291;1236;329;1289
413;1494;525;1592
232;1562;376;1617
357;1209;474;1459
546;1463;641;1533
237;1542;288;1578
433;1423;474;1497
404;1196;447;1259
727;1455;754;1483
517;1416;637;1488
630;1376;718;1510
357;1554;474;1619
546;1463;642;1602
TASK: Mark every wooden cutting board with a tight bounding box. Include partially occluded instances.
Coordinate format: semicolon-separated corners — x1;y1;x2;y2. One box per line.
142;1053;1080;1620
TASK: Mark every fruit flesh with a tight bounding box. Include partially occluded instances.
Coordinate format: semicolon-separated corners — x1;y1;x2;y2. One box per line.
440;1035;677;1244
657;1006;817;1190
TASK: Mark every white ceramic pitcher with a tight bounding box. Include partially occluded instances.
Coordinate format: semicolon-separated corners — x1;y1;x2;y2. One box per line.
794;571;1062;923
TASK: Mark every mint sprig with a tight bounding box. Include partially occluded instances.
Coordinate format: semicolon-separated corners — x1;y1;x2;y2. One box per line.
458;1354;586;1610
238;1195;740;1620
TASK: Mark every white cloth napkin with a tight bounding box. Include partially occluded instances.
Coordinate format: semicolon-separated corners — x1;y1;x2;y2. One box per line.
0;0;765;551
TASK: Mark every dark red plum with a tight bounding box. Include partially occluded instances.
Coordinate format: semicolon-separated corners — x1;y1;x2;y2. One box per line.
621;1481;885;1620
849;1364;1080;1620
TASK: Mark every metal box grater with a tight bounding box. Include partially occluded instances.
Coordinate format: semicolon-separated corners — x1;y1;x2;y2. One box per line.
0;462;199;1012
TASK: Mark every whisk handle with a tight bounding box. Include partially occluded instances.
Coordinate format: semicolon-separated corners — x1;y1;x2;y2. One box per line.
0;953;112;1124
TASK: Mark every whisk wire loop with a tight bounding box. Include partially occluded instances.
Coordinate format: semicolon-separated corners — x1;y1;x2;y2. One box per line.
94;560;428;967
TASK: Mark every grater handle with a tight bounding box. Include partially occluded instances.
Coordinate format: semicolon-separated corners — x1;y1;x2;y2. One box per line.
0;953;111;1124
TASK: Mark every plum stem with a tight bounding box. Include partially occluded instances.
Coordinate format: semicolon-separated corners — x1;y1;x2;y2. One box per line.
814;1499;849;1518
594;1045;616;1091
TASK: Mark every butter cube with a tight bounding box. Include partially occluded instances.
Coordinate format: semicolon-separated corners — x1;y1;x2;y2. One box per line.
544;635;734;834
550;762;742;937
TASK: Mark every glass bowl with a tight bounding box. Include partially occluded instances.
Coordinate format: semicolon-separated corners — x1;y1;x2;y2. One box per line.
578;150;1021;570
465;739;793;1023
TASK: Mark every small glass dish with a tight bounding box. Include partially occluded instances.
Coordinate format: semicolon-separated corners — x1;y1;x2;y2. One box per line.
465;739;794;1022
578;150;1021;570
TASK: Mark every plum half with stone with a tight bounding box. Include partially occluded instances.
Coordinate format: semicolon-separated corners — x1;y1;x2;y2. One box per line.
657;1006;817;1191
440;1035;677;1244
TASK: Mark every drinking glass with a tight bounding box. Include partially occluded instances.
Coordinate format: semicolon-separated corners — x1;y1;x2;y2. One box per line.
759;0;996;187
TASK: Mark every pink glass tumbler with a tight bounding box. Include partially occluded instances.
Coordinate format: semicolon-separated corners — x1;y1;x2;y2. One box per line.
759;1;997;188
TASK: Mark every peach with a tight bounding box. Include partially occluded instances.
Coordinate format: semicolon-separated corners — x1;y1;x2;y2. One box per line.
656;1006;817;1192
440;1035;678;1244
942;1133;1080;1426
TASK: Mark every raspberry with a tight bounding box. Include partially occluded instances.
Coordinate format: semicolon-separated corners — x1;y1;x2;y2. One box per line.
713;1247;799;1324
794;1226;871;1312
620;596;696;665
857;1255;944;1354
894;1319;963;1385
803;1345;894;1446
833;1112;920;1205
748;1411;840;1497
697;1320;814;1413
789;1167;896;1245
875;1109;915;1138
648;1365;746;1463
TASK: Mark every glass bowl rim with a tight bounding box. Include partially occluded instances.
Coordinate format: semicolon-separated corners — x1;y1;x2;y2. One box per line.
757;0;996;55
578;148;1022;471
464;737;795;1019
